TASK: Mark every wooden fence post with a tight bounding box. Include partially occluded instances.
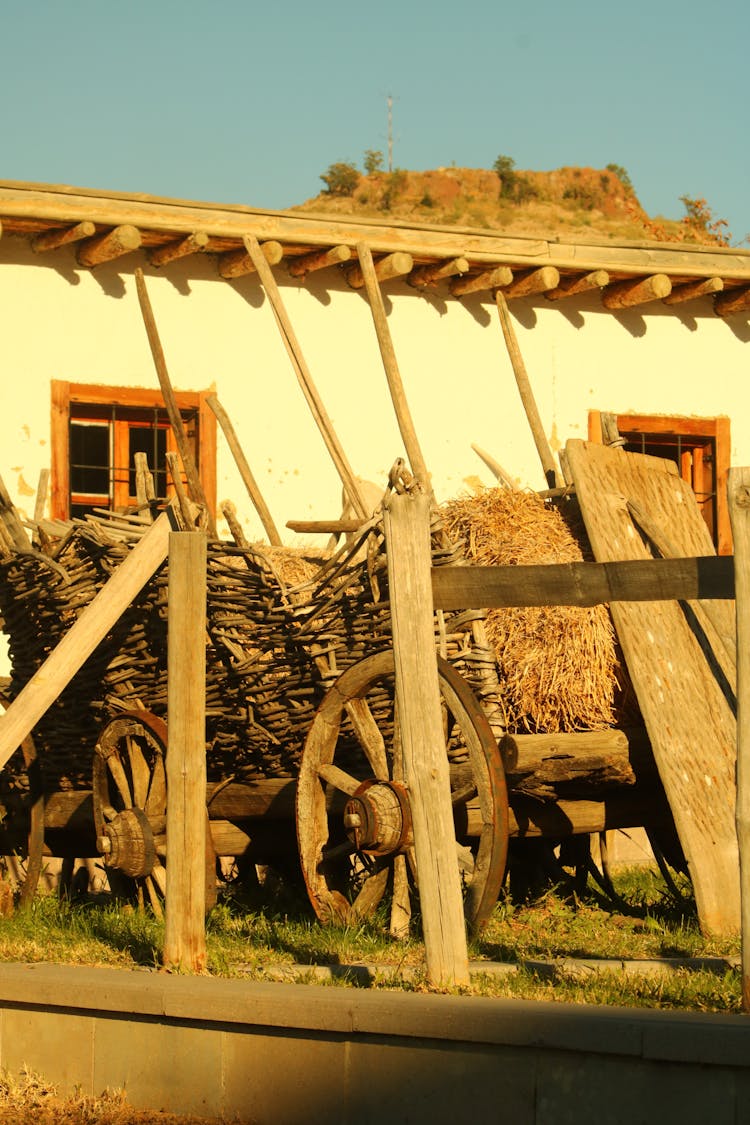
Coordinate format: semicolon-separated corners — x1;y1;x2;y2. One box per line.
163;529;208;971
728;468;750;1009
383;488;469;987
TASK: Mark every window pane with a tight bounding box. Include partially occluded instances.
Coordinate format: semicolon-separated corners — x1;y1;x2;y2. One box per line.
70;421;110;498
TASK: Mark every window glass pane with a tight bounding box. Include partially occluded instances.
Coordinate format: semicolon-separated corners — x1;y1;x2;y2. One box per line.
70;421;110;498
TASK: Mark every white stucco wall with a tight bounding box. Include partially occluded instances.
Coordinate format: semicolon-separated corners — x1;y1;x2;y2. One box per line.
1;233;749;552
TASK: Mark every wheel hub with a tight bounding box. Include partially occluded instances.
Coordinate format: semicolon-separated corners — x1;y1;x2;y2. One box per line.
97;807;156;878
343;780;412;856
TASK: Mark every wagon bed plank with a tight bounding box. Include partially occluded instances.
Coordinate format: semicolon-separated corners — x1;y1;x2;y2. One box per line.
565;437;739;935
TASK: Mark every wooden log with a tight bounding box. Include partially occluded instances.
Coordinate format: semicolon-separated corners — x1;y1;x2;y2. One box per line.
32;221;96;253
286;518;364;534
149;231;209;268
602;273;672;309
508;789;671;840
242;235;369;520
134;268;217;536
77;224;142;267
500;728;656;795
346;251;413;289
715;285;750;318
287;244;351;277
498;266;560;300
450;265;513;297
494;290;561;489
163;530;207;972
0;509;173;771
206;392;282;545
470;443;516;489
662;276;723;305
408;257;469;288
545;270;609;301
728;467;750;1007
218;239;283;279
431;555;734;611
355;242;431;490
383;489;469;987
33;469;49;527
133;452;155;521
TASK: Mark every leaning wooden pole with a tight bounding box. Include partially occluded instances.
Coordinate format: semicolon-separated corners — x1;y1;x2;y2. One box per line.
494;290;561;489
728;467;750;1010
356;242;431;491
163;529;208;972
242;235;368;520
134;268;217;536
0;510;173;771
206;392;282;546
383;488;469;987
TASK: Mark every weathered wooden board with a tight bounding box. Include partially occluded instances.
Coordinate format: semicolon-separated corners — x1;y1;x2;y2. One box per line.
566;438;739;934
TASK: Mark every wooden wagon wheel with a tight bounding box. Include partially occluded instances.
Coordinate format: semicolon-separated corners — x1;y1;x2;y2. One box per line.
93;711;217;917
296;651;508;935
0;687;45;908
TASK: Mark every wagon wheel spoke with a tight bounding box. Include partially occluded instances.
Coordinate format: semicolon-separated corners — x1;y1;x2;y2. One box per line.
127;736;151;809
145;874;164;920
317;762;361;796
145;756;167;818
344;698;388;778
107;754;134;810
390;853;411;939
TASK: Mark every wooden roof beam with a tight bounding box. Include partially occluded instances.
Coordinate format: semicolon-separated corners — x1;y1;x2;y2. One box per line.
218;239;283;279
32;220;95;253
602;273;671;309
287;244;351;278
346;250;413;289
408;257;469;288
714;285;750;318
77;224;142;268
497;266;560;300
450;265;513;297
662;276;723;305
149;231;209;268
545;269;609;301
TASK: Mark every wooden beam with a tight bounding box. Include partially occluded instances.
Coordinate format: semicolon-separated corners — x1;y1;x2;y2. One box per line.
31;221;95;253
450;265;513;297
286;518;363;534
76;224;142;268
498;266;560;299
134;268;217;537
500;727;655;792
355;242;431;489
0;510;173;771
431;555;735;611
206;392;282;545
495;290;561;489
149;231;209;268
218;239;283;279
346;250;413;289
287;244;351;278
384;490;469;986
545;269;609;301
408;257;469;288
602;273;672;309
662;276;723;305
242;235;369;519
715;285;750;318
163;530;207;972
728;468;750;1008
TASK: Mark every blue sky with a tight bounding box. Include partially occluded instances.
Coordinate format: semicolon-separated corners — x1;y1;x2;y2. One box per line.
2;0;748;243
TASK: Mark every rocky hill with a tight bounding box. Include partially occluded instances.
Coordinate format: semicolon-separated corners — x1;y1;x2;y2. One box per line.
292;163;730;247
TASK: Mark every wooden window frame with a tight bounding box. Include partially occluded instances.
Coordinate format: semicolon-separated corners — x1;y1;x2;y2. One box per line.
588;410;731;554
51;381;217;521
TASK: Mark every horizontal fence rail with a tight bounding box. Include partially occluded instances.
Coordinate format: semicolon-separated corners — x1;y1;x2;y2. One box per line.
431;555;735;611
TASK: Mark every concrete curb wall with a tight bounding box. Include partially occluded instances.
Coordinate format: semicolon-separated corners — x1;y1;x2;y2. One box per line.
0;962;748;1123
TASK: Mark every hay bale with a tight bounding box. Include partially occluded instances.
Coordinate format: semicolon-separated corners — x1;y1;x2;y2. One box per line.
441;488;627;733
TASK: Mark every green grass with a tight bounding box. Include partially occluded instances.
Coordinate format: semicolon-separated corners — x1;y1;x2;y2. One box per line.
0;866;741;1012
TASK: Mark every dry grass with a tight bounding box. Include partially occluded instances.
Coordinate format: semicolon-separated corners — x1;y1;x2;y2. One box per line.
441;488;627;732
